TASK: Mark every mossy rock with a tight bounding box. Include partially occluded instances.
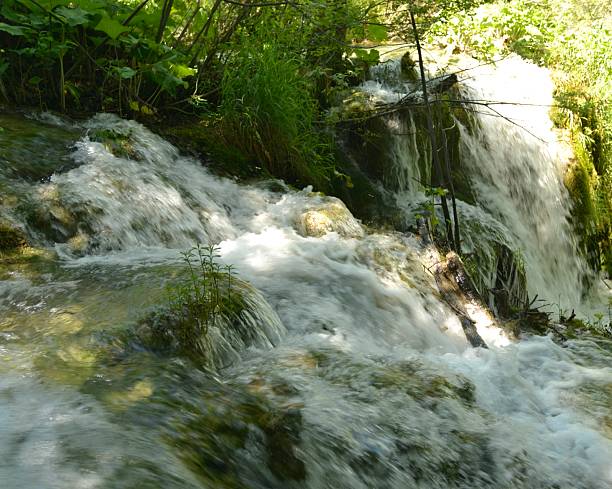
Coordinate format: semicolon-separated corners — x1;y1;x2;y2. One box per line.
156;118;261;180
170;386;306;486
0;220;27;251
295;197;364;238
90;128;139;160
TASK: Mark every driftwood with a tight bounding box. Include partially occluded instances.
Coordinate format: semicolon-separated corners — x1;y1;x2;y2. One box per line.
434;252;488;348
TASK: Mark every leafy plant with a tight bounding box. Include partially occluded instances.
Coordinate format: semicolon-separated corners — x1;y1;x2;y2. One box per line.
164;244;236;359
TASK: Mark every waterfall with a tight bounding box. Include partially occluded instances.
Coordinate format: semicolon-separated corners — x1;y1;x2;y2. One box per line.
456;56;587;310
0;103;611;488
357;53;593;313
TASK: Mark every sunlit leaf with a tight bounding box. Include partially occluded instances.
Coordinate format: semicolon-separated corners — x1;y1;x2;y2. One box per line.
354;48;380;64
170;64;195;79
95;17;129;40
367;24;388;43
130;100;155;115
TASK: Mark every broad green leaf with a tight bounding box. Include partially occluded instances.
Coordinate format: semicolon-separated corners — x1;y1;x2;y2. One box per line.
0;22;30;36
95;17;128;40
170;64;195;79
64;82;80;102
115;66;137;79
354;48;380;64
366;24;388;43
56;7;91;27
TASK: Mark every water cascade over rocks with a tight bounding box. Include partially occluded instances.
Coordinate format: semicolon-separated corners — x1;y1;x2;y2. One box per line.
353;53;599;315
1;67;611;489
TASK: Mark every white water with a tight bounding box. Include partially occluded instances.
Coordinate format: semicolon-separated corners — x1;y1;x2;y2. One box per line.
456;56;587;310
360;54;600;314
0;111;611;488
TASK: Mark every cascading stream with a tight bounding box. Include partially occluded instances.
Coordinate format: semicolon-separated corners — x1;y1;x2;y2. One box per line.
360;53;596;313
456;56;587;310
0;107;611;489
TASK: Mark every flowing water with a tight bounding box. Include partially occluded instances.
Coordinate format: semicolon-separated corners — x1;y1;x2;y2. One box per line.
455;57;587;310
362;54;601;313
1;64;611;489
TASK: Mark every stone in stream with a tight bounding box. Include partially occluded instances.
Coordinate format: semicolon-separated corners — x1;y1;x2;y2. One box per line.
0;218;27;252
295;196;364;239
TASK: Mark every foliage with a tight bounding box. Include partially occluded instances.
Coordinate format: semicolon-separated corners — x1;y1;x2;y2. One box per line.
415;186;447;240
0;0;487;190
219;38;335;186
164;244;236;360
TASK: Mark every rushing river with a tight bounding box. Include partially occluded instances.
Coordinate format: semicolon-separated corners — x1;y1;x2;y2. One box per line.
1;56;611;489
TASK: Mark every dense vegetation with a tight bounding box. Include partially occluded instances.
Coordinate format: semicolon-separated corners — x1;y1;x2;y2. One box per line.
0;0;609;274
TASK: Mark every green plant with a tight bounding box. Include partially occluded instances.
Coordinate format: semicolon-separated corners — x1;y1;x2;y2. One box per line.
219;38;335;187
165;244;236;358
415;186;448;241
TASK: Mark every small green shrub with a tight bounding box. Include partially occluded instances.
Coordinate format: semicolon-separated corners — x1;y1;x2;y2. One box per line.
164;244;237;359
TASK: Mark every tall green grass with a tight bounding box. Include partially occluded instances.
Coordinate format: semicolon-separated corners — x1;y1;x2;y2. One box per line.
219;41;335;188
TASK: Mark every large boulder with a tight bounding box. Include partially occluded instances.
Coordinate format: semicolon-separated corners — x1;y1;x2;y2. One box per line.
295;197;364;238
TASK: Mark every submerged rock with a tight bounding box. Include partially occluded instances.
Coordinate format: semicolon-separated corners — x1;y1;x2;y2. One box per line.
295;197;364;238
89;127;140;160
137;277;285;370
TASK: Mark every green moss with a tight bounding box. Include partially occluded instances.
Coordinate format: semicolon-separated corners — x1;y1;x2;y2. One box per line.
163;120;260;180
0;221;26;251
0;246;54;266
564;128;610;275
91;128;138;160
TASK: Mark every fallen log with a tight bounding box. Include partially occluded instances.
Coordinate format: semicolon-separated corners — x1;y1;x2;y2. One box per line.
434;252;488;348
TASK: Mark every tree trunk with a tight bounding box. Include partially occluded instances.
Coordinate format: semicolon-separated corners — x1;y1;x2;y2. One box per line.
409;10;453;249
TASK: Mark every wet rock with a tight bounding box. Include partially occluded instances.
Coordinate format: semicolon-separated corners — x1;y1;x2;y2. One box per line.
0;111;79;182
261;403;306;481
90;127;139;160
0;219;27;252
296;197;364;238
